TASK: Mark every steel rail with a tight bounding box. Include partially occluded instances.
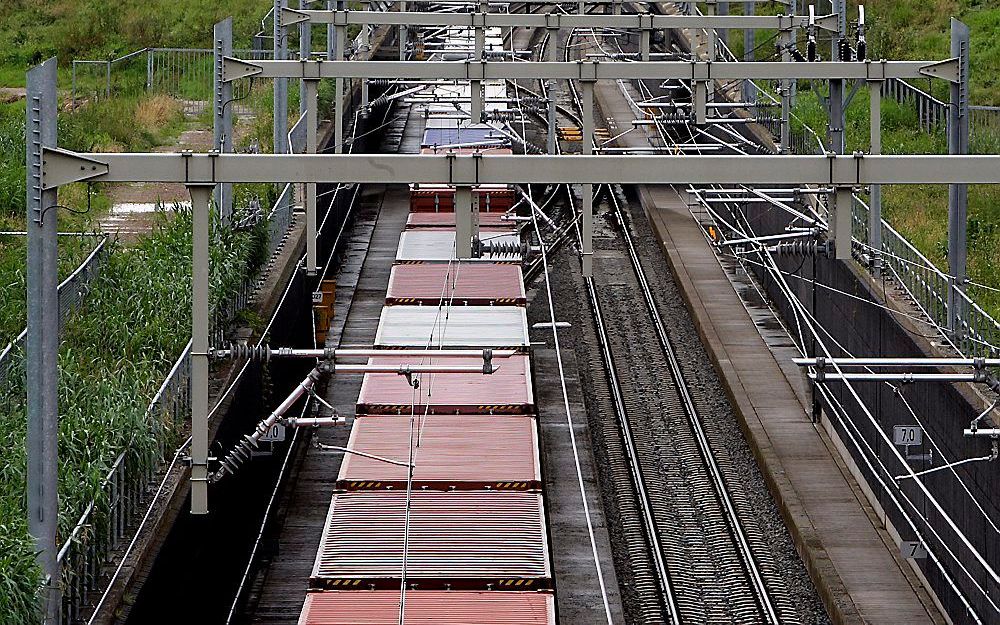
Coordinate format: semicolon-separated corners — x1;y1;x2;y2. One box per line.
611;185;781;624
554;23;682;623
626;32;785;624
582;19;779;623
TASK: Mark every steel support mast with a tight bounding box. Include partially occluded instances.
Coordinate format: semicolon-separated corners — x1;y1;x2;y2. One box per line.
26;57;60;624
948;18;970;335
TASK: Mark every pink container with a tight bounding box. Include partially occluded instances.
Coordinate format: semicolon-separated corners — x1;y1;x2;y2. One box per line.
357;355;533;415
337;414;541;490
298;590;556;625
386;263;526;306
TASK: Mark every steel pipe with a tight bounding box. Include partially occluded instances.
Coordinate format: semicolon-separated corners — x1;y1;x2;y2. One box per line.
795;357;1000;367
809;373;979;382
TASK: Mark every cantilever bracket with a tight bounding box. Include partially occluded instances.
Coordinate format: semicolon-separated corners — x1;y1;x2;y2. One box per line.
281;7;310;26
919;57;961;84
812;13;840;33
222;56;264;83
41;147;109;190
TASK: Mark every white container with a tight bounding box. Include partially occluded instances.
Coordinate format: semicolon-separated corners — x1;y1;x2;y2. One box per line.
375;305;529;348
396;230;521;262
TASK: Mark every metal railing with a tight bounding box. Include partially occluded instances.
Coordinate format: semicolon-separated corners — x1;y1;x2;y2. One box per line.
0;236;109;390
71;47;272;116
882;77;1000;140
852;197;1000;359
56;341;190;625
53;163;300;623
701;14;1000;360
266;183;297;261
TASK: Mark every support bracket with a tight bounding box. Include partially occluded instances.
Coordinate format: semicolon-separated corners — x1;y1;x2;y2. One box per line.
281;7;310;26
919;57;961;84
813;13;840;33
222;56;265;82
41;147;109;190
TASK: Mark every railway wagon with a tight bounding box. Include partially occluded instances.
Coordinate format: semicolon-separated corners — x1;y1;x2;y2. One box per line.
309;491;552;590
409;184;516;213
396;229;522;262
386;262;526;305
374;305;530;349
336;414;541;490
356;354;534;414
405;210;513;228
297;591;556;625
411;125;515;212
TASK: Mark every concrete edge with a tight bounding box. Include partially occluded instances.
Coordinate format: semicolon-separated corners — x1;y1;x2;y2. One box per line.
636;184;865;625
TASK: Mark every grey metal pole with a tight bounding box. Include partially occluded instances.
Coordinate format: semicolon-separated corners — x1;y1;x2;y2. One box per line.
274;0;290;219
26;57;60;624
948;18;970;334
779;28;792;152
335;15;346;153
742;1;754;104
300;0;312;119
582;79;594;277
472;20;485;123
214;18;234;224
455;185;473;258
400;0;408;60
704;1;716;63
361;0;371;114
327;0;335;62
640;22;651;62
828;0;845;156
718;1;729;45
305;78;319;274
869;79;882;275
832;186;852;260
189;183;214;515
547;26;558;155
274;0;289;155
147;49;154;90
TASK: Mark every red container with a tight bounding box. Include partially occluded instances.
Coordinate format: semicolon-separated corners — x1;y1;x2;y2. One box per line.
337;415;541;491
311;491;551;590
386;263;526;306
356;355;534;415
298;591;556;625
409;185;515;213
406;211;513;229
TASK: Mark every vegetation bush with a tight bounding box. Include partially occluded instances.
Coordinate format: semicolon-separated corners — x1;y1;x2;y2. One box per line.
0;207;267;624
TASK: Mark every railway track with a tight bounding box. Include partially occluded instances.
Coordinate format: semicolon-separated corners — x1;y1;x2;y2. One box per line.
538;19;816;625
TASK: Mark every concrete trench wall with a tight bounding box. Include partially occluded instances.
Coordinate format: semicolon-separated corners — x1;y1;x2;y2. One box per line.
739;200;1000;624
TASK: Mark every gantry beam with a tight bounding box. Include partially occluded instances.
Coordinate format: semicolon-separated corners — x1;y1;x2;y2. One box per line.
43;151;1000;187
221;58;961;83
280;7;839;31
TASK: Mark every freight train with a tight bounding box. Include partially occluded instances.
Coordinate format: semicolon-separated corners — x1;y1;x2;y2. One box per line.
295;17;555;625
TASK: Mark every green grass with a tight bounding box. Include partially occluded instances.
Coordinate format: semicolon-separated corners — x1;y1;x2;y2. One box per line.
0;0;272;81
792;80;1000;315
0;207;267;624
863;0;1000;105
0;2;276;613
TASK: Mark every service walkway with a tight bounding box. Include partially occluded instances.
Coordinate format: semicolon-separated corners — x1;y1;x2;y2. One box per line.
592;73;945;625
